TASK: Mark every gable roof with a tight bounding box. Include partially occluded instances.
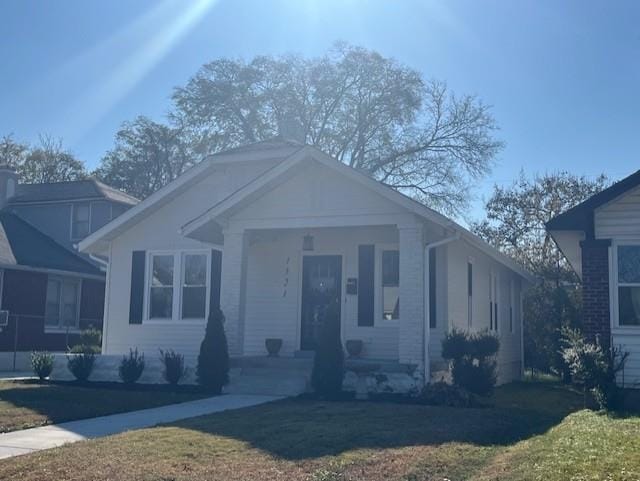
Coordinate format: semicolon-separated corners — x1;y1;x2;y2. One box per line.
8;178;139;206
79;139;534;282
0;211;103;276
546;169;640;232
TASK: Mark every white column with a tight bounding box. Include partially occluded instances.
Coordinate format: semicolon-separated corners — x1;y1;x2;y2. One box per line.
398;224;426;372
220;229;248;357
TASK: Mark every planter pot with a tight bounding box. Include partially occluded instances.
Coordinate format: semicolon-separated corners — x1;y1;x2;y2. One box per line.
345;339;364;358
265;338;283;357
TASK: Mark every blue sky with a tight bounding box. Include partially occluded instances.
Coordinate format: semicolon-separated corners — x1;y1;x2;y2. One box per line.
2;0;639;221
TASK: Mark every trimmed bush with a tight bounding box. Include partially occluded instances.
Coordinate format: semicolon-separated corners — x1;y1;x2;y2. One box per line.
69;328;102;354
441;329;499;396
311;301;345;397
67;352;95;382
196;308;229;394
561;328;629;411
118;348;145;384
31;351;54;381
160;349;186;386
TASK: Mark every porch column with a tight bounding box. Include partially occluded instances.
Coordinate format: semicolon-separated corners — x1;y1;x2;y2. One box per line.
398;224;426;371
220;229;248;357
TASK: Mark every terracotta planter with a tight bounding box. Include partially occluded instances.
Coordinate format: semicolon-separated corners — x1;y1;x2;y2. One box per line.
345;339;364;358
265;338;283;357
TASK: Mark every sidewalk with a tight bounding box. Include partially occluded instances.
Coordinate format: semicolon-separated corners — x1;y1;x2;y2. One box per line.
0;394;280;459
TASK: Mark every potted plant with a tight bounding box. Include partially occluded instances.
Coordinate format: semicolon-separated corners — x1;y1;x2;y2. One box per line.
265;338;283;357
345;339;363;358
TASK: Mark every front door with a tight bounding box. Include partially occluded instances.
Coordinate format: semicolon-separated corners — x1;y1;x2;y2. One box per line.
300;255;342;350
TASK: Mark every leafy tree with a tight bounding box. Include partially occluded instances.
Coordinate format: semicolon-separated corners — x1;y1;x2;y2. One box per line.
94;116;191;199
20;135;87;183
0;134;86;183
472;171;608;376
472;171;609;284
170;43;502;214
196;308;229;394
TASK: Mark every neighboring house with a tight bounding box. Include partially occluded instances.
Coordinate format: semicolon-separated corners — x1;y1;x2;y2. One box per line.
0;165;138;365
79;139;533;392
548;170;640;387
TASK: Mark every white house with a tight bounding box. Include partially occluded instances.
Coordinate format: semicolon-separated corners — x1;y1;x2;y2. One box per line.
78;139;533;394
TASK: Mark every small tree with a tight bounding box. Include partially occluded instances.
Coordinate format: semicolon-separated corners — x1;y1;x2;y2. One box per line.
31;351;54;381
442;329;499;396
311;301;344;397
159;349;186;386
196;308;229;394
118;348;145;384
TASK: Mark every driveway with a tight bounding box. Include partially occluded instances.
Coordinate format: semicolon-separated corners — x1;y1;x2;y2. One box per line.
0;394;280;459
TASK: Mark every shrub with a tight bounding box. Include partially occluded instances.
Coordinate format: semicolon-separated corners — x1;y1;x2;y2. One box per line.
67;352;95;382
69;328;102;354
160;349;186;386
561;328;629;411
311;301;345;397
31;351;54;380
118;348;145;384
441;329;499;396
196;308;229;394
418;381;479;408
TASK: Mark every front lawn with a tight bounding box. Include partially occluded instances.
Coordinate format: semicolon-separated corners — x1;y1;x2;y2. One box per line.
0;380;638;481
0;381;206;433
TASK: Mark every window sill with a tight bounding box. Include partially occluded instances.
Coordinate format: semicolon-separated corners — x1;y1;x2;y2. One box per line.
612;326;640;335
143;319;207;326
45;327;82;334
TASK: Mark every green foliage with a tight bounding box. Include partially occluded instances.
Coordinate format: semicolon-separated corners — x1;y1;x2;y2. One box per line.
30;351;54;381
69;328;102;354
441;329;499;396
524;284;581;378
561;328;629;411
118;348;145;384
159;349;186;386
97;43;501;214
418;381;479;408
66;352;95;382
311;301;345;396
196;309;229;394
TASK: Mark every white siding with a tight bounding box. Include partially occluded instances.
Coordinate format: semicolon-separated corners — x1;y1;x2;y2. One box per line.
613;331;640;386
102;160;279;357
445;240;523;384
243;226;400;360
595;185;640;239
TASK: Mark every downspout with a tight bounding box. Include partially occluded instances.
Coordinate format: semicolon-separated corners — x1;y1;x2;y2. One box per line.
423;233;460;384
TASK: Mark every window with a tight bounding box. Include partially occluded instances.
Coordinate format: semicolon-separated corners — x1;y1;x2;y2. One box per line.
90;201;111;232
45;277;81;329
146;251;210;321
489;272;498;331
467;261;473;327
181;253;207;319
71;203;90;239
149;254;174;319
617;245;640;326
381;250;399;320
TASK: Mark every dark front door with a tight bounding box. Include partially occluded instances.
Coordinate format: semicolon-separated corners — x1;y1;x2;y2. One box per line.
300;255;342;350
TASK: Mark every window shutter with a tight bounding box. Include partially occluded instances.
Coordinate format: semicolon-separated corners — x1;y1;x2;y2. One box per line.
209;249;222;312
358;245;375;326
129;251;146;324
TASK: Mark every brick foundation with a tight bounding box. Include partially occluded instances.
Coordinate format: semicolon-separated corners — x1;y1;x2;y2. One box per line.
580;239;611;347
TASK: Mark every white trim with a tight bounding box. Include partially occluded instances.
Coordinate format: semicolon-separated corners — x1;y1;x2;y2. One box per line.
0;263;104;281
143;249;211;324
610;240;640;329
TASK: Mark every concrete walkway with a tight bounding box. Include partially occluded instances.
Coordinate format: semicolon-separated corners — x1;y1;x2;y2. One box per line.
0;394;281;459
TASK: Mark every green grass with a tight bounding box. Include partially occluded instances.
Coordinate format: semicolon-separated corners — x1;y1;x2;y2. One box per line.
0;381;206;433
0;381;637;481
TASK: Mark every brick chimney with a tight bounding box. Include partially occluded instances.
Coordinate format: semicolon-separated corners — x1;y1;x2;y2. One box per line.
0;165;18;208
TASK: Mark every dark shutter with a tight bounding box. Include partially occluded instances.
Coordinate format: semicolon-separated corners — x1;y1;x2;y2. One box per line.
129;250;146;324
209;249;222;311
429;248;436;328
358;245;375;327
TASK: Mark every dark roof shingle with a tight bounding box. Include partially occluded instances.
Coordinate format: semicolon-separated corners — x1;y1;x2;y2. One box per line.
8;179;138;206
